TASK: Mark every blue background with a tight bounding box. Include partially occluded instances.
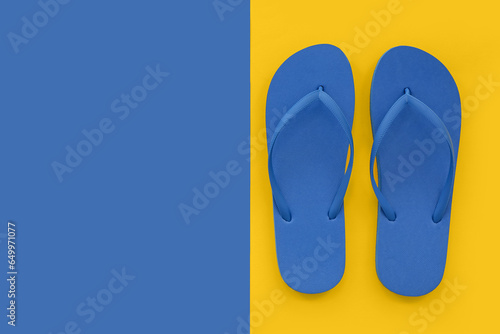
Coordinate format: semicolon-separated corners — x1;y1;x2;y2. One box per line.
0;0;249;333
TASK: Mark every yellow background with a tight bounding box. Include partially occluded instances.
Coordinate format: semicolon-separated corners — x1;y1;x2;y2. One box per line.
250;0;500;333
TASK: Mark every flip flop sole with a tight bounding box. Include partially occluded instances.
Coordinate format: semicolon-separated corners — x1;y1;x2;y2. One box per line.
371;46;461;296
267;44;354;294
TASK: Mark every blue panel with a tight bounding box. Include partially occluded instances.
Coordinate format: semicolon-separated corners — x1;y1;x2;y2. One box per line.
0;0;249;332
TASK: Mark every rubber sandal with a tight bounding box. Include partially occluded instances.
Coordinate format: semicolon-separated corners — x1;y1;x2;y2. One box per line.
266;44;355;294
370;46;461;296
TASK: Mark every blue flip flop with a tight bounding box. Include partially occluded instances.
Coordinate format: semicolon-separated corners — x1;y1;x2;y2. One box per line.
370;46;461;296
266;44;355;294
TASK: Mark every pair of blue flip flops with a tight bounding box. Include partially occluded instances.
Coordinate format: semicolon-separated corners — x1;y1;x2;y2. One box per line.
267;45;461;296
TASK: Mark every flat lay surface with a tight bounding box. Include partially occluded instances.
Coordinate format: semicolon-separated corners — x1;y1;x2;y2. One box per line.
0;1;250;332
251;0;500;332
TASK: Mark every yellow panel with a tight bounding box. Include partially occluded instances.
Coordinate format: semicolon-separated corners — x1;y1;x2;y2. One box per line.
251;0;500;333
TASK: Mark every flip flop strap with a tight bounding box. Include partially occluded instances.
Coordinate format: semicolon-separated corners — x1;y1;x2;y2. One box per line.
370;88;456;223
268;86;354;222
